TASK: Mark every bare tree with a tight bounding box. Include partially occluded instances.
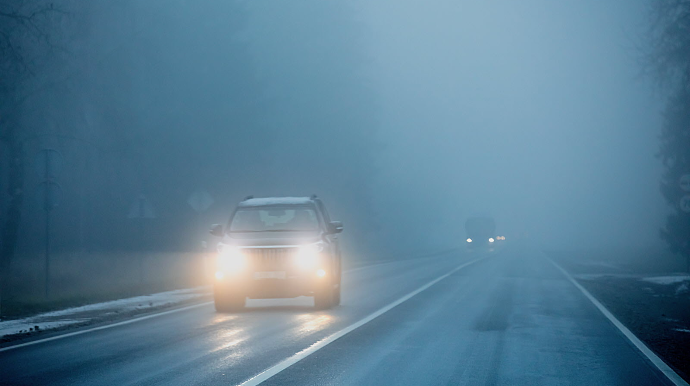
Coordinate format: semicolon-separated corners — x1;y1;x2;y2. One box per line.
647;0;690;271
0;0;64;316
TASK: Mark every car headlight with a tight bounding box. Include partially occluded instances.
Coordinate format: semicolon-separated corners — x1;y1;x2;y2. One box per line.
489;238;495;243
217;245;245;273
296;242;324;269
466;238;472;243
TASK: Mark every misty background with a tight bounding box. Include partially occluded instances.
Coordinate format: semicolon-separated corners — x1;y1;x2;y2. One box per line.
0;0;671;307
366;0;665;252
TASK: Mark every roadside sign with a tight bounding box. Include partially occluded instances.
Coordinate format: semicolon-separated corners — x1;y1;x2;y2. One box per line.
37;181;62;211
680;195;690;213
188;189;214;213
34;149;62;179
128;195;156;219
680;174;690;192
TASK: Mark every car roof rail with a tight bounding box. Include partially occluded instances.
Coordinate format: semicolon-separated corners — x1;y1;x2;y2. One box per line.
243;195;254;201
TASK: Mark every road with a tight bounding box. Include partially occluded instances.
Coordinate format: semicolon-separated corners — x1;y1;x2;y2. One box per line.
0;245;677;385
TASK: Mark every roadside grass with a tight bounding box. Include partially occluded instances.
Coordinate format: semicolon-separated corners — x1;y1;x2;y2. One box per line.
546;246;687;275
2;251;212;319
4;282;202;317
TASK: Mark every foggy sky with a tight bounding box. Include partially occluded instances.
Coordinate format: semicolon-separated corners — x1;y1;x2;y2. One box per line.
353;0;665;251
3;0;669;260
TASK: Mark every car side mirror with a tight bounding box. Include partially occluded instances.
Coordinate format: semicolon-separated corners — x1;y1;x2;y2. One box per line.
209;224;224;237
328;221;344;234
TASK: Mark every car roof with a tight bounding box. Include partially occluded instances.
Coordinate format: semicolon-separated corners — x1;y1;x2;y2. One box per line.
237;197;314;208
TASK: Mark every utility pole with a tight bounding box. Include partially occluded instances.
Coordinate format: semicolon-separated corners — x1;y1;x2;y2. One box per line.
36;149;62;299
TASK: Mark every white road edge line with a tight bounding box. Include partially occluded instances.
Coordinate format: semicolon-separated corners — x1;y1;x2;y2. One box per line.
0;255;455;353
238;256;486;386
547;256;689;386
0;301;213;353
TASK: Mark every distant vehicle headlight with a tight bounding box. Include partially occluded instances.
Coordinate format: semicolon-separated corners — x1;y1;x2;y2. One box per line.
489;238;495;243
296;242;323;269
217;245;245;273
466;238;472;243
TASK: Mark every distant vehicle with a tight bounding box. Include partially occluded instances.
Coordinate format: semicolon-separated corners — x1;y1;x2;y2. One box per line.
209;195;343;311
465;217;496;248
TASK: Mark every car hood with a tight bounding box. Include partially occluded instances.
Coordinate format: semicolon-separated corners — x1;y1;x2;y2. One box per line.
220;231;322;248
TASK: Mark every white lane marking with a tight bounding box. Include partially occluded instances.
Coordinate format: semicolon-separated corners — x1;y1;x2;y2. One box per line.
0;302;213;353
548;257;689;386
0;255;456;353
238;256;486;386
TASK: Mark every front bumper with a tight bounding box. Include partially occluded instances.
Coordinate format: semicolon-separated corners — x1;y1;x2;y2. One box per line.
215;270;326;299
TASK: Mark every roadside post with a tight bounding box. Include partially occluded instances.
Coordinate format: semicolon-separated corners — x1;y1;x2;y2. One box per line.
35;149;62;299
679;174;690;272
128;195;156;285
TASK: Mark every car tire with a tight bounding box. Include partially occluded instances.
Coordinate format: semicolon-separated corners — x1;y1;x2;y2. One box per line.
332;284;341;306
314;277;334;310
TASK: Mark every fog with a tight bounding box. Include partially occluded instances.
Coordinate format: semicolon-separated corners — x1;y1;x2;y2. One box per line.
0;0;669;305
361;0;665;252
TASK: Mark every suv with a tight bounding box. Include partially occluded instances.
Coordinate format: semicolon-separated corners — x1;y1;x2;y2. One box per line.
209;195;343;311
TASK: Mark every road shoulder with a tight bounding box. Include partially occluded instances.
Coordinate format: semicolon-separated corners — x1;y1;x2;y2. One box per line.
547;251;690;385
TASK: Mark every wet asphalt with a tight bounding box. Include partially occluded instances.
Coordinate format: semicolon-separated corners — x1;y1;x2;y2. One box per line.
0;245;675;386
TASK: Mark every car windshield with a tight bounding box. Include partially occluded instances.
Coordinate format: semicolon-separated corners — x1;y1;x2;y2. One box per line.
229;207;319;232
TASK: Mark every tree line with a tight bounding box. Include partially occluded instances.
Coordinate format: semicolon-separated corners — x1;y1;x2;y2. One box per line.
0;0;380;312
648;0;690;270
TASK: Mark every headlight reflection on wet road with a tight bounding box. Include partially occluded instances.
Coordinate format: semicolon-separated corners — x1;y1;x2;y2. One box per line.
209;314;248;354
294;313;335;336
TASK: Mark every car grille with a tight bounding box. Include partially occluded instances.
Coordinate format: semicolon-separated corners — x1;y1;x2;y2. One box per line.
241;247;297;270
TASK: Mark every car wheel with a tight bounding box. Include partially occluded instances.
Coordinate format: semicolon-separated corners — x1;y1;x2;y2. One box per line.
314;277;334;310
332;284;341;306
